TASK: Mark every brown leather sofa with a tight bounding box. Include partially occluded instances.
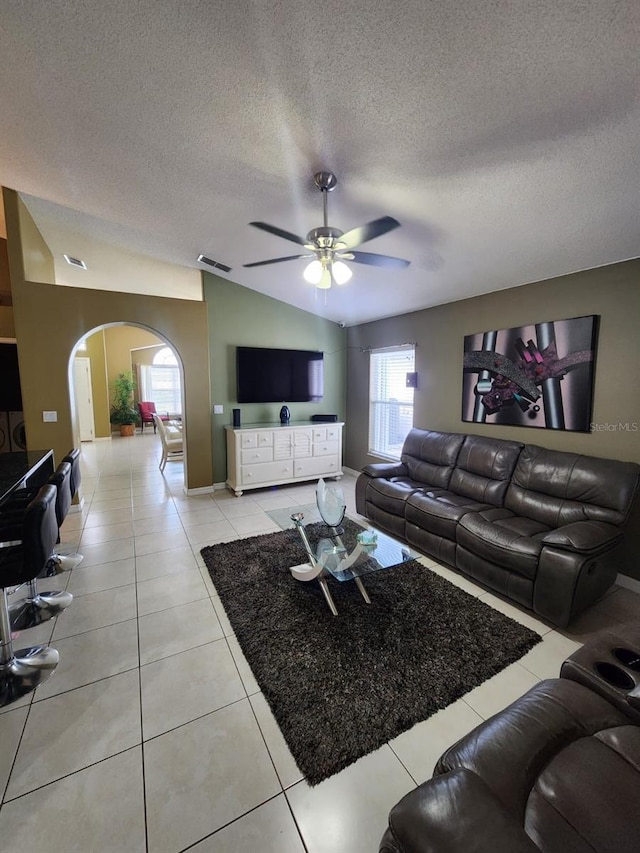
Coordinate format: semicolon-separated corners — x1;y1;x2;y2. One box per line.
380;629;640;853
355;429;639;626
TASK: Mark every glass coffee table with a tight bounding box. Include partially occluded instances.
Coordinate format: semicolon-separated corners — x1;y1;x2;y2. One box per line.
289;513;417;616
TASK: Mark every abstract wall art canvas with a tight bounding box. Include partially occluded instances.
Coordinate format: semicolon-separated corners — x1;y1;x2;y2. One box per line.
462;315;599;432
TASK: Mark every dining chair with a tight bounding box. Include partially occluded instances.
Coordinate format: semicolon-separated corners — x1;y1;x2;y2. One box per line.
153;413;184;471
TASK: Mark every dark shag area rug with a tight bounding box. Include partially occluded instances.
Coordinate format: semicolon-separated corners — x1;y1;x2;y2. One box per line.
201;519;541;785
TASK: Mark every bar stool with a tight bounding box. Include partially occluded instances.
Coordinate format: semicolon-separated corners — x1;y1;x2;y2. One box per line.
3;458;83;572
2;467;75;630
62;448;82;500
0;484;60;707
48;460;83;571
59;448;84;569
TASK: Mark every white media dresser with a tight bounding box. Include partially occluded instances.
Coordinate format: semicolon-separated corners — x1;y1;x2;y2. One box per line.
225;422;344;496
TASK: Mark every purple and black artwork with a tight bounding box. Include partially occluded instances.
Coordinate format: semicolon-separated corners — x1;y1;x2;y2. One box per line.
462;315;599;431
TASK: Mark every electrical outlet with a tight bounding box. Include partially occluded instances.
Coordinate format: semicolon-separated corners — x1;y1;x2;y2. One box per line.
213;404;224;414
43;411;58;422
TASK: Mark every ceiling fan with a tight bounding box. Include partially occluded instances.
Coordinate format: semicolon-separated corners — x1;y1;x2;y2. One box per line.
243;171;410;289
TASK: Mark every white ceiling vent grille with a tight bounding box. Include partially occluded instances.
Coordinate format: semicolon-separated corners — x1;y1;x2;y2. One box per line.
63;254;87;269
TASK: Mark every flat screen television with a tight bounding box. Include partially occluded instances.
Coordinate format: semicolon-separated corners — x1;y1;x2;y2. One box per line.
236;346;324;403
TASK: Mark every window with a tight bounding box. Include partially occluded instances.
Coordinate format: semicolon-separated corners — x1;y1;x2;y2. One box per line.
368;345;415;459
153;347;178;366
139;347;182;415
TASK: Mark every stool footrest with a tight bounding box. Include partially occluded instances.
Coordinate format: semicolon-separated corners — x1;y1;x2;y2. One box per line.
0;645;59;708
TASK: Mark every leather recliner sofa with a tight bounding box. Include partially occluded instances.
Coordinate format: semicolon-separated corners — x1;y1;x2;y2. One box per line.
355;429;639;626
379;675;640;853
380;624;640;853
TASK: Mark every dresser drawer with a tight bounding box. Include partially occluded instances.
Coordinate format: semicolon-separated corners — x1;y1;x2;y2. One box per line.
313;440;339;457
294;456;340;478
241;447;273;465
240;433;258;449
312;427;327;441
242;460;294;485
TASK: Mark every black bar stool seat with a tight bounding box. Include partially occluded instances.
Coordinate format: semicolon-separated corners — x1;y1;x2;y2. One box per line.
0;485;61;707
2;465;75;631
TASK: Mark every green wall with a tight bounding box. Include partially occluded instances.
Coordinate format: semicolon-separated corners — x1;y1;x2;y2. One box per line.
204;273;347;484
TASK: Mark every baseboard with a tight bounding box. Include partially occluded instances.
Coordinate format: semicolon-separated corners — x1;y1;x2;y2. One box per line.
342;466;360;478
213;482;228;491
182;484;216;496
616;573;640;594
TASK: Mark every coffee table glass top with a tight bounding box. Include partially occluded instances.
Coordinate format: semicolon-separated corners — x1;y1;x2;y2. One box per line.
315;527;418;582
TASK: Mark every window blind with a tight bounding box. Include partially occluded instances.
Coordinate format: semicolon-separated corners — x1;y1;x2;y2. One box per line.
368;345;415;459
139;364;182;415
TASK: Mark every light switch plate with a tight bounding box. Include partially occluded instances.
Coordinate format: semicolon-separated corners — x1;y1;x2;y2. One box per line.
213;404;224;414
43;411;58;422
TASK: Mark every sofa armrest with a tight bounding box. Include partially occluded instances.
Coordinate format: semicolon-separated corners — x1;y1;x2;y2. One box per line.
627;683;640;714
361;462;408;479
541;520;622;555
380;769;539;853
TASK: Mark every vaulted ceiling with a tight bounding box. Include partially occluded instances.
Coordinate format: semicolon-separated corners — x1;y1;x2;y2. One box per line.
1;0;638;325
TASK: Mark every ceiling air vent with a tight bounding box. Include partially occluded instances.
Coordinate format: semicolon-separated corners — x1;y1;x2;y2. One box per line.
63;254;87;269
197;254;232;273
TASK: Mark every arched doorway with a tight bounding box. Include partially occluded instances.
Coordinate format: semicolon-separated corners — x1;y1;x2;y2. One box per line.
68;322;186;487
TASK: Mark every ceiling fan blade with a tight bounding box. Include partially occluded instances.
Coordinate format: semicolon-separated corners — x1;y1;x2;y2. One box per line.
249;221;307;246
243;254;310;268
349;251;411;270
337;216;401;250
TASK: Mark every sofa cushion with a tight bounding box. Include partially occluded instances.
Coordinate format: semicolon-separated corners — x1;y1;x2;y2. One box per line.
457;508;550;578
366;477;425;517
525;727;640;853
449;435;523;506
401;429;465;490
506;444;640;527
435;679;632;824
406;490;491;540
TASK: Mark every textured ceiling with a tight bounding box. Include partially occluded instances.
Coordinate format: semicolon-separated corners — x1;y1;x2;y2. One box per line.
0;0;638;325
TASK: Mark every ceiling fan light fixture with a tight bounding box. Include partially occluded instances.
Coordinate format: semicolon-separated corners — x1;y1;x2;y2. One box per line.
317;267;332;289
331;260;352;285
303;259;323;284
244;172;410;288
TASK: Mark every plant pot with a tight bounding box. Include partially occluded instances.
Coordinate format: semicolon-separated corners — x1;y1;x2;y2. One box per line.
119;424;135;437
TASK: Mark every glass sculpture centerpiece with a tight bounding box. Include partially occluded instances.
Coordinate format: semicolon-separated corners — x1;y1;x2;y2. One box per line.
315;477;346;535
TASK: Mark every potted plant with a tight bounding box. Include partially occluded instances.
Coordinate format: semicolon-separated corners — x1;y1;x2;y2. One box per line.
110;371;140;437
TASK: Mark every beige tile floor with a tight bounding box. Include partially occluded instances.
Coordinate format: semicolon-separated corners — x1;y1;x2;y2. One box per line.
0;433;638;852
